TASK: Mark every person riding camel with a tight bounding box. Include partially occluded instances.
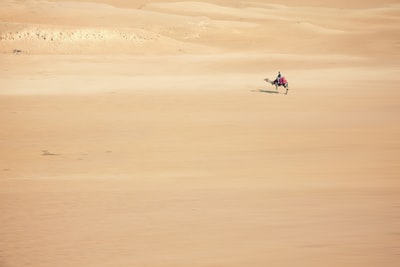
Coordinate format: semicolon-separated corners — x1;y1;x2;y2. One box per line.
274;71;282;85
264;71;289;94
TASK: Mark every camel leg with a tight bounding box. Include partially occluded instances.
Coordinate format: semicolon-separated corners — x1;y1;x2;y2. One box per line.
285;85;289;95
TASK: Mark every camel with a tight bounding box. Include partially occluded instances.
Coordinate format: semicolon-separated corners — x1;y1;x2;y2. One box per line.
264;77;289;95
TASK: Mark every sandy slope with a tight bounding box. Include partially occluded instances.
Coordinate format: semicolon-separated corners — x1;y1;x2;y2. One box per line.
1;1;400;267
1;0;399;55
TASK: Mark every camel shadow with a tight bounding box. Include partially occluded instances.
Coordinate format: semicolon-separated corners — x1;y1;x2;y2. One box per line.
252;89;280;94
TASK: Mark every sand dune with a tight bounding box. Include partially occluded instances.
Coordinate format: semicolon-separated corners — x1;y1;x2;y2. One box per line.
0;22;212;54
1;1;399;267
1;0;399;55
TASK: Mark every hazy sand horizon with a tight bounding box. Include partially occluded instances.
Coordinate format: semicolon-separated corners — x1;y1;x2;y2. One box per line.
1;1;399;266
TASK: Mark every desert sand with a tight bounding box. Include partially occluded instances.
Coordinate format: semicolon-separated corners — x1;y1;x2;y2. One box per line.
1;0;400;266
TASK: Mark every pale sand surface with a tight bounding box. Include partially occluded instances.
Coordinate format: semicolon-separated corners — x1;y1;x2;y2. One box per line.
1;1;400;266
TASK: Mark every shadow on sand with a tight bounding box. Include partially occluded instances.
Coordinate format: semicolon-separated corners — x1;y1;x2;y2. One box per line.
252;89;280;94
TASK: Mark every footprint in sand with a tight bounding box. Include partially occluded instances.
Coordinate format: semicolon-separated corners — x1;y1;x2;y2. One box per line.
41;150;59;156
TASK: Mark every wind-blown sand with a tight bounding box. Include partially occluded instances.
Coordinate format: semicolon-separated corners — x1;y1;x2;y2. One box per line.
1;1;399;266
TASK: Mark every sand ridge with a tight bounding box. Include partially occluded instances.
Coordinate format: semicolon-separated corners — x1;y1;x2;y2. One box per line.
1;0;399;56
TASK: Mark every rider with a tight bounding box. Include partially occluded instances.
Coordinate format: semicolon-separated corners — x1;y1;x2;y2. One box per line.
274;71;282;85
